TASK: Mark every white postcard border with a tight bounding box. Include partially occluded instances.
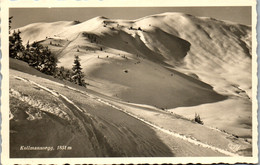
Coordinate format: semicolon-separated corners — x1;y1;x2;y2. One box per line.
1;0;258;164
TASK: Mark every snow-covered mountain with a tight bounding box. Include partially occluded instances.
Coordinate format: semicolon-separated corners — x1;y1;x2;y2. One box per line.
17;12;251;99
8;11;254;159
13;12;252;138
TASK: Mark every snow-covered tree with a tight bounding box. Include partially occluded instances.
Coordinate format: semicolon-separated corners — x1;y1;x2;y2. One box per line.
40;46;57;75
9;29;25;59
9;17;57;76
71;55;86;87
27;43;57;75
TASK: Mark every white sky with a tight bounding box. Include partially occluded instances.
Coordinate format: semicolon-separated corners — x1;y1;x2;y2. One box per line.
10;7;251;29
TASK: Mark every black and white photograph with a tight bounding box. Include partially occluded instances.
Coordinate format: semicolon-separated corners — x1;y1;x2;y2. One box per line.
1;0;258;164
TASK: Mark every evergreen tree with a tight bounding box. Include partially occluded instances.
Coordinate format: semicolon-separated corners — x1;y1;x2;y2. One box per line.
65;69;72;81
54;67;73;81
71;55;86;87
9;17;57;77
23;41;32;63
28;42;42;69
54;66;65;80
9;16;13;34
9;30;17;58
9;29;25;59
27;42;57;75
26;41;30;50
15;30;24;59
39;46;57;75
31;41;38;48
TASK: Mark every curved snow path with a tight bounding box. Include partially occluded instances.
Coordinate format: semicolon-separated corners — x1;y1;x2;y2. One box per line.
13;76;240;157
9;88;70;121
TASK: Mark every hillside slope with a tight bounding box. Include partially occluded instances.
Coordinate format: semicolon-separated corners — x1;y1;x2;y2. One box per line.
17;12;251;99
9;66;252;157
14;12;252;143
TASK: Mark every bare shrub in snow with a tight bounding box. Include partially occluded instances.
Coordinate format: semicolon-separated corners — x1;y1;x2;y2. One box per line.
194;113;204;125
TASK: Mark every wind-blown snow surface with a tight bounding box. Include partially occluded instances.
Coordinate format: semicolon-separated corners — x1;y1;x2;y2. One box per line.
15;12;252;138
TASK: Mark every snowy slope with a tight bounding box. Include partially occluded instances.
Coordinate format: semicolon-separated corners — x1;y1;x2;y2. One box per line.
15;12;252;138
16;12;251;98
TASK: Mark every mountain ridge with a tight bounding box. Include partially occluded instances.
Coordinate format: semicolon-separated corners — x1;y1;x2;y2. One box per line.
13;11;251;111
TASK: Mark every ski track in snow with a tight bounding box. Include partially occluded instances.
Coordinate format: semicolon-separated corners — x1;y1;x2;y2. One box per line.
56;32;82;57
13;75;241;157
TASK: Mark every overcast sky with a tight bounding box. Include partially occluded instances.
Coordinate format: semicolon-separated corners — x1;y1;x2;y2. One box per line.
10;7;251;29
